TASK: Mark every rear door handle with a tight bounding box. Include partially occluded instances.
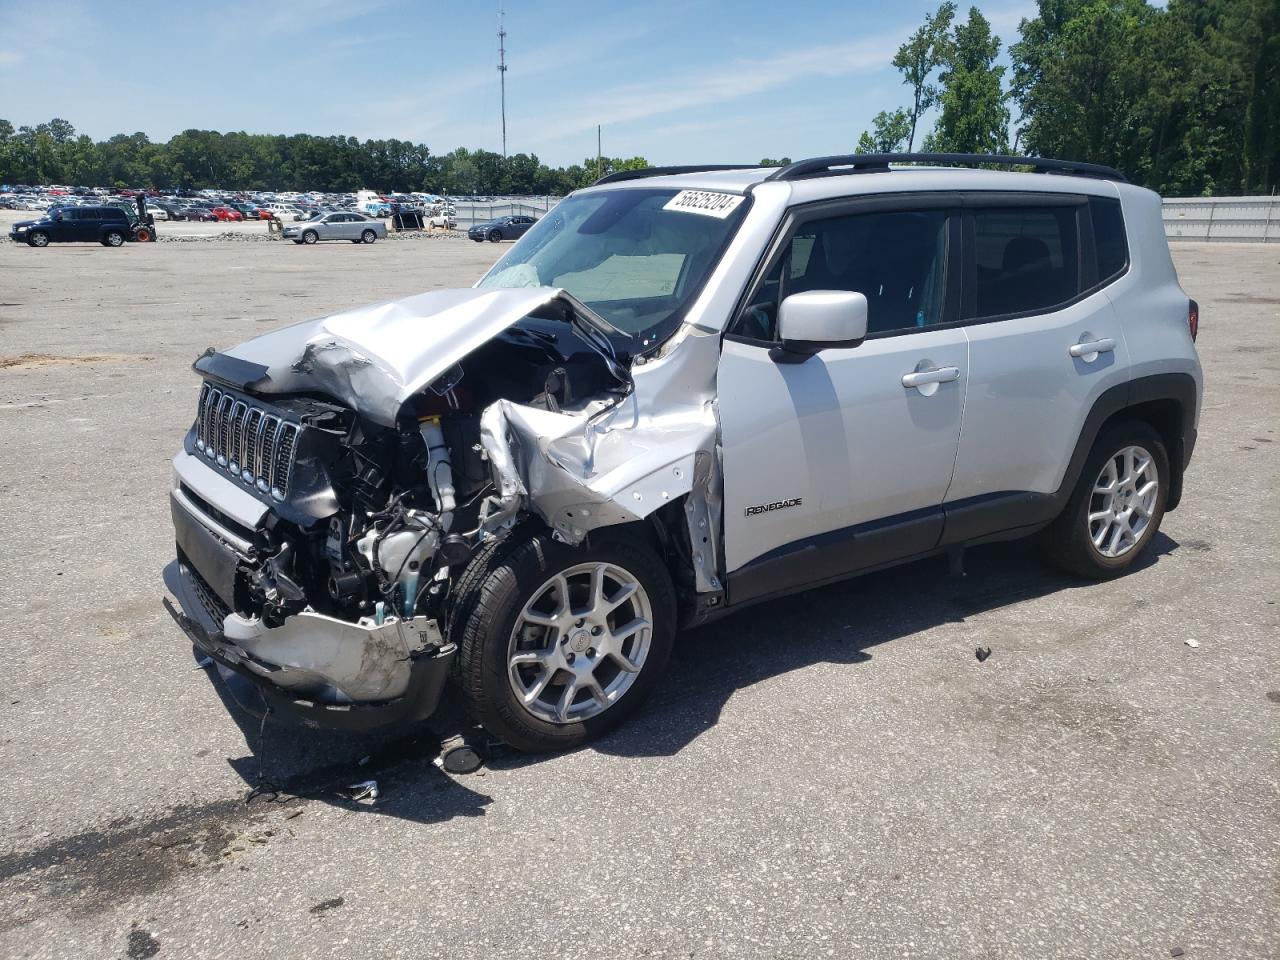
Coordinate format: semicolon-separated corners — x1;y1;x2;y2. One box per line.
901;366;960;389
1069;337;1116;360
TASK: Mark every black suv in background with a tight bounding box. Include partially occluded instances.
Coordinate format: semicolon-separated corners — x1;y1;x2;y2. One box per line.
9;206;137;247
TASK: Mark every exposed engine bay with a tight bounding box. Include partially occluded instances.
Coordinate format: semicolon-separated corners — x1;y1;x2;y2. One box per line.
191;301;629;632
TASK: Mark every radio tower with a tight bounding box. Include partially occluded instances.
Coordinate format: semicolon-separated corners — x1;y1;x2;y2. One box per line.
497;9;508;158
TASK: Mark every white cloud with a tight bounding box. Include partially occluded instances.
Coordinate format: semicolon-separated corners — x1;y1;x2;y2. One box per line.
0;49;23;67
509;32;896;151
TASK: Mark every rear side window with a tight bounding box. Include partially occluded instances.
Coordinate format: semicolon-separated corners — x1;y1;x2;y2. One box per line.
1090;197;1128;281
968;207;1080;318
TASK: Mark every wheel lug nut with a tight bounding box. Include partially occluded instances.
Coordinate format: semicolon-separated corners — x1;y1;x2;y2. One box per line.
566;652;575;664
591;626;602;636
586;648;595;657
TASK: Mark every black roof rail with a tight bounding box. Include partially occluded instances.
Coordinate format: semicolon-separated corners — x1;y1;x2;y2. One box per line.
765;153;1127;183
592;164;761;186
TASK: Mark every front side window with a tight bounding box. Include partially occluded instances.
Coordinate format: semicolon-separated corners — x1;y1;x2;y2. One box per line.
479;188;751;351
735;208;949;342
968;207;1080;318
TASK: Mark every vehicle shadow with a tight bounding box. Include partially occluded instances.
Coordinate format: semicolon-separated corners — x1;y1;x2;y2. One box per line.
184;531;1180;818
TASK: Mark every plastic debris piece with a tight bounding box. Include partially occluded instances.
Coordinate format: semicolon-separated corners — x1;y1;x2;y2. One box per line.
975;646;992;663
284;809;303;820
1184;639;1200;648
341;780;379;804
441;744;483;774
1169;948;1185;958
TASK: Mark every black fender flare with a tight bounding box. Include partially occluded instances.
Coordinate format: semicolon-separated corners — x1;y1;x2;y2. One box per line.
1059;372;1198;514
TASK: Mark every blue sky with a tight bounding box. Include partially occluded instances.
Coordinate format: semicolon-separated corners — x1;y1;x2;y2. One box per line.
0;0;1035;167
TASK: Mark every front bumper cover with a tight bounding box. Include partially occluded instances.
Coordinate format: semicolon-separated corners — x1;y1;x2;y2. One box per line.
170;475;455;733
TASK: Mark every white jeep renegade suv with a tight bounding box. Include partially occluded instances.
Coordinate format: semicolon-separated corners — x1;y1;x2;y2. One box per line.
169;153;1202;752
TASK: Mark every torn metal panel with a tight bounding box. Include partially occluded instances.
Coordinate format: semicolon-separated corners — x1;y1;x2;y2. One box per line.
217;610;444;702
685;446;724;593
214;287;566;426
478;326;727;565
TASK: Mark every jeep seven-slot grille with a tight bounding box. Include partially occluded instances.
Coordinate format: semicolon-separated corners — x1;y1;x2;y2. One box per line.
194;382;299;500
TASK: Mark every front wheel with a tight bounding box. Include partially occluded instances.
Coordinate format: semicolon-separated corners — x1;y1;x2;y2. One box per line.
1042;420;1169;579
28;231;50;247
488;229;503;242
360;229;376;244
301;230;318;245
453;532;676;753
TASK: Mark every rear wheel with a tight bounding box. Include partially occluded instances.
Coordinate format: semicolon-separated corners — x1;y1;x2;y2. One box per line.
453;531;676;753
28;231;50;247
102;230;125;247
360;229;377;244
302;229;318;245
1042;420;1169;579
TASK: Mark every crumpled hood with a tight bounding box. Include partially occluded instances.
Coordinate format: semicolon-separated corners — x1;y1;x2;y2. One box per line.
207;286;565;425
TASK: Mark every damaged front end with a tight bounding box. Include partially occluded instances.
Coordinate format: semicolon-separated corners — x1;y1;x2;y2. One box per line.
169;285;721;731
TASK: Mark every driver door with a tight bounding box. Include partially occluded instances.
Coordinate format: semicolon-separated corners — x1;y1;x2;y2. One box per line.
718;197;967;604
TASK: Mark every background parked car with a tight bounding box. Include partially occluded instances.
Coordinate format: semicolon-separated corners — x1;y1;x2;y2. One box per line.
9;205;137;247
468;214;538;242
185;207;218;222
210;206;244;222
282;212;386;244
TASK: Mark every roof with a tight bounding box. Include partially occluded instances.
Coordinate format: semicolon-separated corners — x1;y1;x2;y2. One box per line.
583;154;1132;202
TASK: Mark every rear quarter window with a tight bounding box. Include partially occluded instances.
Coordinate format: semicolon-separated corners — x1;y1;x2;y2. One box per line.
1090;197;1128;281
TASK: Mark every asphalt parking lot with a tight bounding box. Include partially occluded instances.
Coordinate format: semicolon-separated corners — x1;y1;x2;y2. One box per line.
0;224;1276;960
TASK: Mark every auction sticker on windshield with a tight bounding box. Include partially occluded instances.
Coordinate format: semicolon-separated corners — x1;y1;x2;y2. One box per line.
662;190;745;219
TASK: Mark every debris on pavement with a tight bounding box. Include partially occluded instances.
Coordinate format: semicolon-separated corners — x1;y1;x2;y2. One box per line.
341;780;379;804
975;646;993;663
1184;638;1200;648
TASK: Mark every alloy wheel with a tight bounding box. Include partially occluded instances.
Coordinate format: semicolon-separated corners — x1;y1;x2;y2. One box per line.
507;561;653;724
1088;444;1159;558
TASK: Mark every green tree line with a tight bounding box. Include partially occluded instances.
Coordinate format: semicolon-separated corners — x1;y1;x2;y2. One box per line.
5;0;1274;197
859;0;1278;195
0;118;649;195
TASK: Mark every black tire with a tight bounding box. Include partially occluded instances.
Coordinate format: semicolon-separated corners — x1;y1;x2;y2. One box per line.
452;531;676;753
1041;420;1170;579
302;230;319;245
293;239;304;244
28;231;50;247
360;229;377;244
487;229;503;242
102;230;125;247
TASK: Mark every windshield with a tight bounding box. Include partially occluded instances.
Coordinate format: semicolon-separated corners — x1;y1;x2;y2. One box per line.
477;187;750;350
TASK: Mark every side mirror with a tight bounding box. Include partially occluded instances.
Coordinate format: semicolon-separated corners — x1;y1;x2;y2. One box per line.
774;290;868;362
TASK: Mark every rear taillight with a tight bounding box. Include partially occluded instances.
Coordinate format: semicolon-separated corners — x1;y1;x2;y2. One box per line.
1188;299;1199;341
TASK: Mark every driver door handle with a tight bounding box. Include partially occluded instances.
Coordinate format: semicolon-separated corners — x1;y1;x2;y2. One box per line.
901;366;960;389
1069;338;1116;359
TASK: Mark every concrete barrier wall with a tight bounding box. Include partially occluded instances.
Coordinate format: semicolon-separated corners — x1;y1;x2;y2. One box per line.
1164;196;1280;242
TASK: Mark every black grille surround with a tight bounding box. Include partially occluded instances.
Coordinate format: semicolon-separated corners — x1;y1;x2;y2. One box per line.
194;382;301;501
